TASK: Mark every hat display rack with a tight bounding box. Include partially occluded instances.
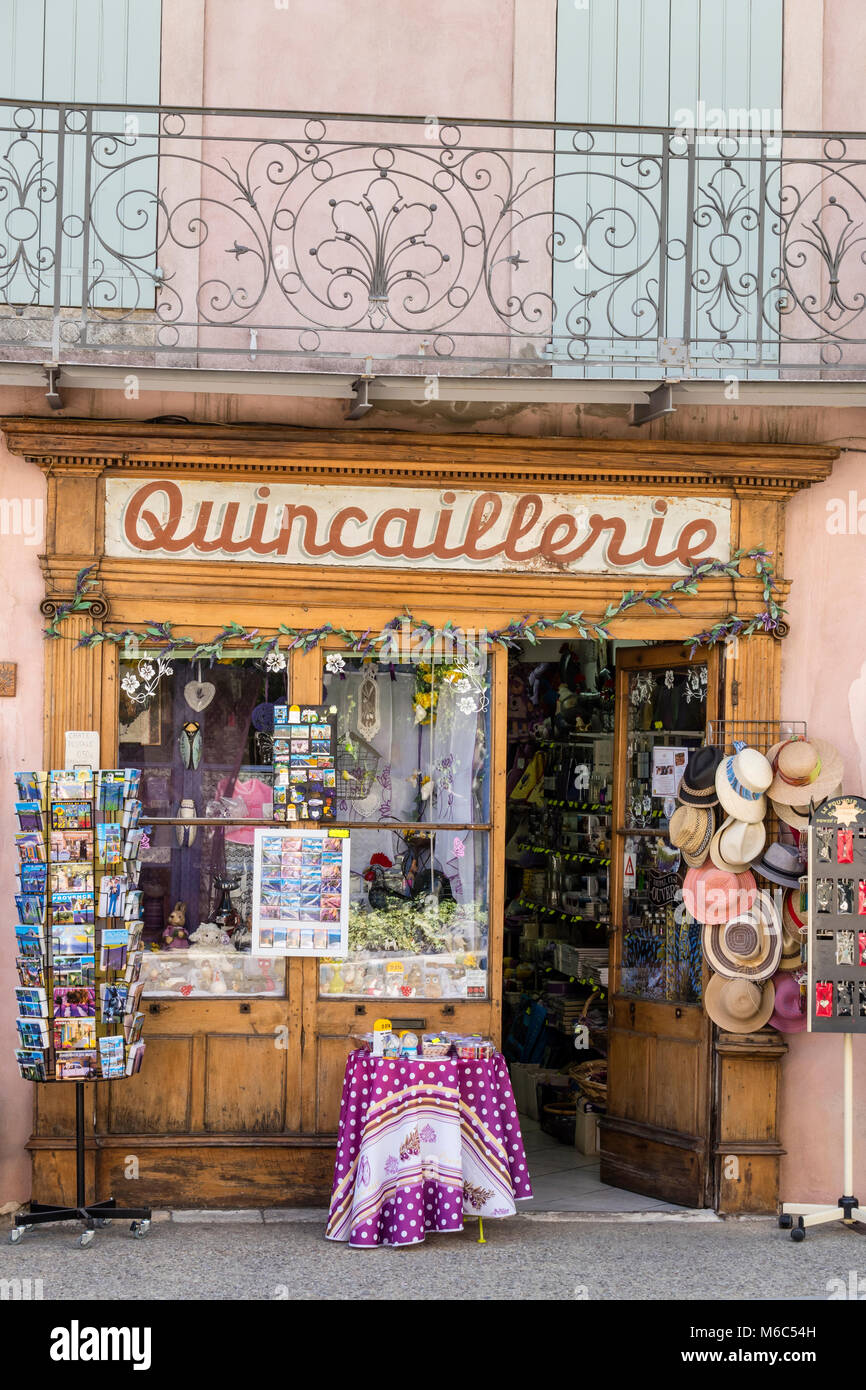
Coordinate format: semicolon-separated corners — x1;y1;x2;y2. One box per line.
674;721;818;1039
778;794;866;1242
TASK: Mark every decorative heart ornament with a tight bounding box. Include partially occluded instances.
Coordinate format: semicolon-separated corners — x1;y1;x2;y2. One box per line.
184;681;216;712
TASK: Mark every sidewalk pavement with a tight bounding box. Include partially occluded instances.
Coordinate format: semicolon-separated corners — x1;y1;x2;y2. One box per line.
2;1212;865;1300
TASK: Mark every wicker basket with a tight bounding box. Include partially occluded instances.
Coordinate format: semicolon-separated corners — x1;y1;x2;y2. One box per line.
335;731;381;799
569;1059;608;1103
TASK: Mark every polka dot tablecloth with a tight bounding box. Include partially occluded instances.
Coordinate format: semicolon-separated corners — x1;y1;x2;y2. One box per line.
326;1050;532;1247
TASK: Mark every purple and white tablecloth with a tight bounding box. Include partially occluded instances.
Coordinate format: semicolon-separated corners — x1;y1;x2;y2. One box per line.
326;1050;532;1247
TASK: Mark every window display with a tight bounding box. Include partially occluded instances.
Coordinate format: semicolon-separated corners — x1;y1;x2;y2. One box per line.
117;655;287;998
318;652;491;999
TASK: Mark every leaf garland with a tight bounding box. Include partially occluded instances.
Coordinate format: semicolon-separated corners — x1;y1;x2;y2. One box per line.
42;547;785;658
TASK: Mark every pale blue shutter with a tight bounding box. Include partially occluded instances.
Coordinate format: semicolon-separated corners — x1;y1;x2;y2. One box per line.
554;0;783;377
1;0;161;308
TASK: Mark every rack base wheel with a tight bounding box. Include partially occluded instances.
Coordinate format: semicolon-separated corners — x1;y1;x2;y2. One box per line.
78;1229;95;1249
129;1220;150;1238
791;1219;806;1243
9;1227;26;1244
778;1213;793;1229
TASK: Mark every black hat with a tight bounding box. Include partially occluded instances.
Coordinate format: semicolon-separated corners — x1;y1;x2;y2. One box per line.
677;746;724;807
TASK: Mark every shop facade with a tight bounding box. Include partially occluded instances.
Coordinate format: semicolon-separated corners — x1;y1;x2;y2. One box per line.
0;416;836;1213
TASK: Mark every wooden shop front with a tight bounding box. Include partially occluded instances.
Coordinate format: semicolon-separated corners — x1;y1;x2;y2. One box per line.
1;418;835;1213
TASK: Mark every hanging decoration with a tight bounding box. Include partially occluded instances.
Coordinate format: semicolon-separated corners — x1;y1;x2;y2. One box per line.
120;656;174;706
42;548;786;660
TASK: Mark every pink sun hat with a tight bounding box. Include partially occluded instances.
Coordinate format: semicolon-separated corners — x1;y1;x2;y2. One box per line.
682;863;758;925
768;970;807;1033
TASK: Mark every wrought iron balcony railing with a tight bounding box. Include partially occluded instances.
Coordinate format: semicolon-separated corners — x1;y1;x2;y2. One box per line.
2;99;866;378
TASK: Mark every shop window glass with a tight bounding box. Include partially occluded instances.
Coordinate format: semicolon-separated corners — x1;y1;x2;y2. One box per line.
620;662;708;1003
117;654;286;998
318;652;491;1000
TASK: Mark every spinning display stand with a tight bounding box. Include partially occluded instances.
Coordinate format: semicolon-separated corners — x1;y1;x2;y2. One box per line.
10;1082;151;1248
779;794;866;1241
10;767;151;1247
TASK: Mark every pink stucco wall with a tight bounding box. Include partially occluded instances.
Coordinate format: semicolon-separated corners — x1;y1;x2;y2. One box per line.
0;427;45;1210
779;443;866;1203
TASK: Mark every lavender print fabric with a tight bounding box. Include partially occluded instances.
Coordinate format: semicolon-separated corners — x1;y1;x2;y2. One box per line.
327;1050;532;1248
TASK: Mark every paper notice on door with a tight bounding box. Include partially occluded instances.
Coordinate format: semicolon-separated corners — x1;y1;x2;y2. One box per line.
651;746;689;798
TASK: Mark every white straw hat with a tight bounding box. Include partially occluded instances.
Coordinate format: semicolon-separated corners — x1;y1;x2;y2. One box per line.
715;748;773;824
709;816;766;873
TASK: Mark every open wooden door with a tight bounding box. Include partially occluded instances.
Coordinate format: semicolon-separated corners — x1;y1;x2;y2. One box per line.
601;643;719;1208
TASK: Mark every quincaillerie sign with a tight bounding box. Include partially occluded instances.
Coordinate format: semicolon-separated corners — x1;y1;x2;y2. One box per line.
105;479;731;575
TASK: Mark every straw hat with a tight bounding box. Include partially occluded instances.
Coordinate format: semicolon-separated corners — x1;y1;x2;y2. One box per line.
768;971;807;1033
752;841;803;890
705;973;776;1032
668;804;714;868
765;737;843;807
709;816;766;873
771;785;842;832
777;891;804;972
715;748;773;823
682;864;757;925
702;890;783;980
677;747;724;808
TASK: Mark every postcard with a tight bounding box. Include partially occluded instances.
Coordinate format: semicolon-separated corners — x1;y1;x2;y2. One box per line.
18;862;47;892
54;1017;96;1051
17;1017;48;1048
98;1035;126;1079
16;957;45;988
17;832;46;863
15;771;46;804
54;986;96;1018
125;1041;146;1076
53;954;96;986
98;875;127;917
15;933;44;958
51;799;92;831
56;1050;98;1081
49;829;93;863
96;823;123;867
50;769;93;800
16;801;44;832
15;1049;47;1082
124;1012;145;1045
52;891;95;925
15;986;48;1018
16;893;46;926
51;921;96;955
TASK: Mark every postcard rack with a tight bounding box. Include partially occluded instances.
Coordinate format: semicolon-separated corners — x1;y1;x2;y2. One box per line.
10;768;151;1247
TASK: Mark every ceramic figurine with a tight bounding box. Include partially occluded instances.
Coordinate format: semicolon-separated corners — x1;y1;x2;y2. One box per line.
210;966;228;994
179;720;203;770
175;798;198;847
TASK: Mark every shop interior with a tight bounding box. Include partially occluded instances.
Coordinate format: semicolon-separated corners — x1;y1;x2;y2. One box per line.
117;635;708;1212
502;639;707;1213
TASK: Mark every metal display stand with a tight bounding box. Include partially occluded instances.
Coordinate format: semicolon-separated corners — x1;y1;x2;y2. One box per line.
10;1082;151;1248
779;793;865;1241
779;1032;860;1240
11;767;150;1247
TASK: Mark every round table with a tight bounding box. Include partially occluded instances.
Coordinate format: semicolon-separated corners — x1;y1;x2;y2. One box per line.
326;1049;532;1247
